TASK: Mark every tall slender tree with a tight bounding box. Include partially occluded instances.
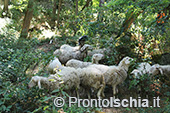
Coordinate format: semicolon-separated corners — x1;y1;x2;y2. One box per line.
57;0;62;28
75;0;78;15
81;0;92;11
51;0;57;29
20;0;34;38
2;0;9;17
98;0;105;22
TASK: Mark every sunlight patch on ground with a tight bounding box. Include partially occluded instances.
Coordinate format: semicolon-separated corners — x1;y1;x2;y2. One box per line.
0;17;12;32
0;17;20;38
39;29;56;39
37;22;60;39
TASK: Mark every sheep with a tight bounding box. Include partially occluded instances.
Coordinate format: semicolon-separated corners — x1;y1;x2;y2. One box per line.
28;68;80;98
53;44;93;64
54;66;105;99
65;53;104;68
149;64;170;78
78;67;105;99
130;62;152;78
47;57;64;74
92;53;104;64
29;64;104;99
53;67;81;98
28;76;57;89
107;56;133;97
130;62;152;98
88;56;133;97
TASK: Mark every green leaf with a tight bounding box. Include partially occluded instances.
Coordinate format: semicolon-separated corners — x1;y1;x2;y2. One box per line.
41;96;52;102
43;106;49;111
32;107;43;113
51;89;60;93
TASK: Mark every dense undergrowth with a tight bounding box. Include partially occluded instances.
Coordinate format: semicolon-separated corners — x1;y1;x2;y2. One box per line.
0;0;170;112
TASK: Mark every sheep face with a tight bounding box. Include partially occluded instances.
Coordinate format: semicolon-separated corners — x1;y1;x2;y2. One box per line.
118;56;133;71
28;78;36;88
92;53;104;63
124;56;133;65
130;69;142;78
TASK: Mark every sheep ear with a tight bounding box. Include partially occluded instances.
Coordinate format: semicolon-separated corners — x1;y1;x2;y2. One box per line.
130;70;135;74
158;67;163;75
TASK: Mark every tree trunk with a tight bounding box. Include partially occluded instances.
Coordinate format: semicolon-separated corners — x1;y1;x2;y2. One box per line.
3;0;8;12
81;0;92;11
20;0;34;38
51;0;57;29
115;9;143;39
2;0;9;17
75;0;78;15
98;0;105;22
57;0;62;28
73;0;79;36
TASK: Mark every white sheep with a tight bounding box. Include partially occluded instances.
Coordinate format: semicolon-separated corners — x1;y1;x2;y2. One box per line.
53;44;93;64
28;68;80;98
78;67;105;99
28;75;64;90
47;57;64;74
149;64;170;77
108;56;133;97
28;76;53;89
54;66;105;99
131;62;152;78
130;62;152;98
66;53;104;68
88;56;133;97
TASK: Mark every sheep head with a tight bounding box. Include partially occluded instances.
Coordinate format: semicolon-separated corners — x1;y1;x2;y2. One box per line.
92;53;104;64
28;77;37;88
80;44;93;52
149;64;163;76
118;56;133;71
78;35;88;47
130;69;142;78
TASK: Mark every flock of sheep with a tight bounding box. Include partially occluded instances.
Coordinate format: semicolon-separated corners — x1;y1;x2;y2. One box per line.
28;36;170;99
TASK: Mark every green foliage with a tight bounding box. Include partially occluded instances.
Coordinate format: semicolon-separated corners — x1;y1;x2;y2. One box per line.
0;0;170;112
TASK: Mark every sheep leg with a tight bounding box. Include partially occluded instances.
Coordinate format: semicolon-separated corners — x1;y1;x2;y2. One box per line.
76;88;79;99
112;85;117;99
97;85;105;99
87;90;91;99
38;80;42;89
101;86;105;98
100;75;105;98
97;88;102;99
116;87;118;94
101;90;105;98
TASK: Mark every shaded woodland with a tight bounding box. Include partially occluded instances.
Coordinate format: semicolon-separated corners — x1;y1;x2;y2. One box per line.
0;0;170;112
